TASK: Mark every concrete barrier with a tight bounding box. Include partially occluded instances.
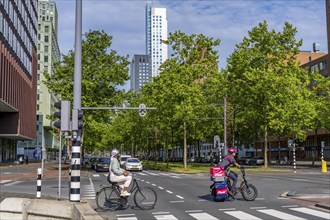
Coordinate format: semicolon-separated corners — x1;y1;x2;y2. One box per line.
0;198;104;220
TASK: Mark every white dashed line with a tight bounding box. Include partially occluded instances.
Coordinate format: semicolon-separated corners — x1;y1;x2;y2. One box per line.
219;208;236;211
282;205;299;208
158;187;164;190
176;195;184;199
185;210;203;213
152;184;156;186
166;190;173;194
169;200;184;203
250;207;267;209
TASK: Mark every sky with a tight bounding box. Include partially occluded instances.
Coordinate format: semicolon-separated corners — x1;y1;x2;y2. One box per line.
52;0;328;90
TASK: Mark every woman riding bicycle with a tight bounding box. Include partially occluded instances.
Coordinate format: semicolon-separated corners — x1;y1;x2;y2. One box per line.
109;149;132;196
218;148;241;194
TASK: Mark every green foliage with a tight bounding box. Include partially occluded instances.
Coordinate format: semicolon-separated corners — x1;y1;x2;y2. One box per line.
43;30;129;151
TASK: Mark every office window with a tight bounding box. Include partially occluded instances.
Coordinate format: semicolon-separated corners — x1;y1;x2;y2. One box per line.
44;35;49;42
44;45;48;53
45;25;49;33
44;55;48;62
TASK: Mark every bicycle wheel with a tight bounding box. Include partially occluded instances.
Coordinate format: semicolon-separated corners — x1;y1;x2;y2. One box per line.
134;187;157;210
241;184;258;201
96;187;121;211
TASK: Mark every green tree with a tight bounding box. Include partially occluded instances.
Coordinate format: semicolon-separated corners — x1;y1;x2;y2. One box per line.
142;31;221;169
225;21;319;168
44;30;129;152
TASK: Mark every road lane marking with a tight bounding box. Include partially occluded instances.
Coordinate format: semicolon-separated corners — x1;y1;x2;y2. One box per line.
277;197;289;200
171;176;180;178
198;199;207;202
250;207;267;209
176;195;184;199
185;210;203;213
225;211;262;220
152;184;156;186
258;209;306;220
146;181;150;184
154;214;178;220
93;174;99;177
166;190;173;194
255;198;265;200
117;217;137;220
0;180;12;184
282;205;299;208
219;208;236;211
189;212;218;220
290;207;330;219
169;200;184;203
144;171;159;176
4;181;23;186
158;186;164;189
152;212;170;215
116;214;136;217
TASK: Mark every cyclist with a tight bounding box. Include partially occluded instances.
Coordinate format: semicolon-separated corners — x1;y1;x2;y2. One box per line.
218;148;241;194
109;149;132;196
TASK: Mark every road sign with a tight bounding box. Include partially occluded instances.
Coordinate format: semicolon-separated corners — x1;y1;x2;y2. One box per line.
288;139;294;148
139;103;147;117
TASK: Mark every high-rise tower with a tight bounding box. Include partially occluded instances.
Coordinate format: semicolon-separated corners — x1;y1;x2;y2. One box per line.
145;2;168;77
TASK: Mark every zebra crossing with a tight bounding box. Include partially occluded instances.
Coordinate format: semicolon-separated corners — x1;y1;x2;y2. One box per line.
114;207;330;220
81;177;96;200
0;179;23;186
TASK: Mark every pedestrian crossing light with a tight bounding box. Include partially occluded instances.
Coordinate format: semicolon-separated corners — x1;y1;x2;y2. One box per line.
53;101;71;131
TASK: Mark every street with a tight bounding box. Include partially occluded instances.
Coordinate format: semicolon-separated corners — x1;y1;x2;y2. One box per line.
1;164;330;220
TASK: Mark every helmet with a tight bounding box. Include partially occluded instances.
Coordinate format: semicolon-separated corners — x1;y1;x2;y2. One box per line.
111;149;119;157
228;148;237;154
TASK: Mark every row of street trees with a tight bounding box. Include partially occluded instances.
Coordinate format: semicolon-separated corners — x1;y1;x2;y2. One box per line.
45;22;330;169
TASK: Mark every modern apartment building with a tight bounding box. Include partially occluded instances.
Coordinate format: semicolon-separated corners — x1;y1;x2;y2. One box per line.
145;2;168;78
130;55;151;92
17;0;60;159
0;0;38;163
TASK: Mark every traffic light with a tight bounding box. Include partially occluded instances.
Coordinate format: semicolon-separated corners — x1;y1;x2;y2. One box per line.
53;101;71;131
72;109;83;131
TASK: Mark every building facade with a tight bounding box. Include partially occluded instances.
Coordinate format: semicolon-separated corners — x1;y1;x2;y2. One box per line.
145;2;168;78
17;0;60;159
0;0;38;163
130;55;151;92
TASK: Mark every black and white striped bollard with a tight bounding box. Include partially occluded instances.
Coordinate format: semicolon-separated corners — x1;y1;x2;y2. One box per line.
70;133;81;202
36;168;42;198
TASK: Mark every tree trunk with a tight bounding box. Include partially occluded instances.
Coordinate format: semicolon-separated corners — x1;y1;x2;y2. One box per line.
264;125;268;168
278;135;281;164
166;132;169;169
312;128;318;165
183;120;187;170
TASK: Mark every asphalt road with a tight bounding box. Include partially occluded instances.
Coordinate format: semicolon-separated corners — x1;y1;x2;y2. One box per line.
1;164;330;220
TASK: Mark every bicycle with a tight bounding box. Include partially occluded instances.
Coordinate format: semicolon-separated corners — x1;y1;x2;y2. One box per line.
96;173;157;211
227;167;258;201
211;166;258;202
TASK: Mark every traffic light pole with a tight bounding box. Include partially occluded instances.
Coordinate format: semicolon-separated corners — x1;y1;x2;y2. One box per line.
71;0;82;202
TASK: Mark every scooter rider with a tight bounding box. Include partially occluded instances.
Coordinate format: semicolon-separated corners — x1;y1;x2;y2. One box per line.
218;148;241;194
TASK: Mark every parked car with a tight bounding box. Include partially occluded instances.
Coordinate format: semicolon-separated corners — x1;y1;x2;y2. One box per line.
238;157;252;165
95;157;111;172
119;155;132;167
125;158;143;172
249;157;264;166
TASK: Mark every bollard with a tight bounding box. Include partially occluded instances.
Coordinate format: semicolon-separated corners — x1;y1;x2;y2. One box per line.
322;160;327;173
36;168;42;198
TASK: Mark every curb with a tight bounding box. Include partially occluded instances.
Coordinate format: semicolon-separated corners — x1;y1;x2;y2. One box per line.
315;203;330;210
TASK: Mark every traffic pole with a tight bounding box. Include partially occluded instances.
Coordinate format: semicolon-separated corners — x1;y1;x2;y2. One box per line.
71;0;82;202
36;168;42;198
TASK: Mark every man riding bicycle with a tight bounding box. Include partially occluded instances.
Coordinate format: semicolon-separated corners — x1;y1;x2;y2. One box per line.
109;149;132;196
218;148;241;194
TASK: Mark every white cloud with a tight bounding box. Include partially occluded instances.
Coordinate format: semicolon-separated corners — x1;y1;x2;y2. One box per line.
53;0;327;90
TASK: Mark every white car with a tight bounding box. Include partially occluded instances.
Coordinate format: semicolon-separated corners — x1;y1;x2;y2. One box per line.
125;158;143;172
119;155;132;167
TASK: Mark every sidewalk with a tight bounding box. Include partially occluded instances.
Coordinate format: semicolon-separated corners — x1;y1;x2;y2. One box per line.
0;160;91;182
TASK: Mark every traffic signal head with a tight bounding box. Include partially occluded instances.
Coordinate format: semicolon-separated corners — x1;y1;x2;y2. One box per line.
72;109;83;131
53;101;71;131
